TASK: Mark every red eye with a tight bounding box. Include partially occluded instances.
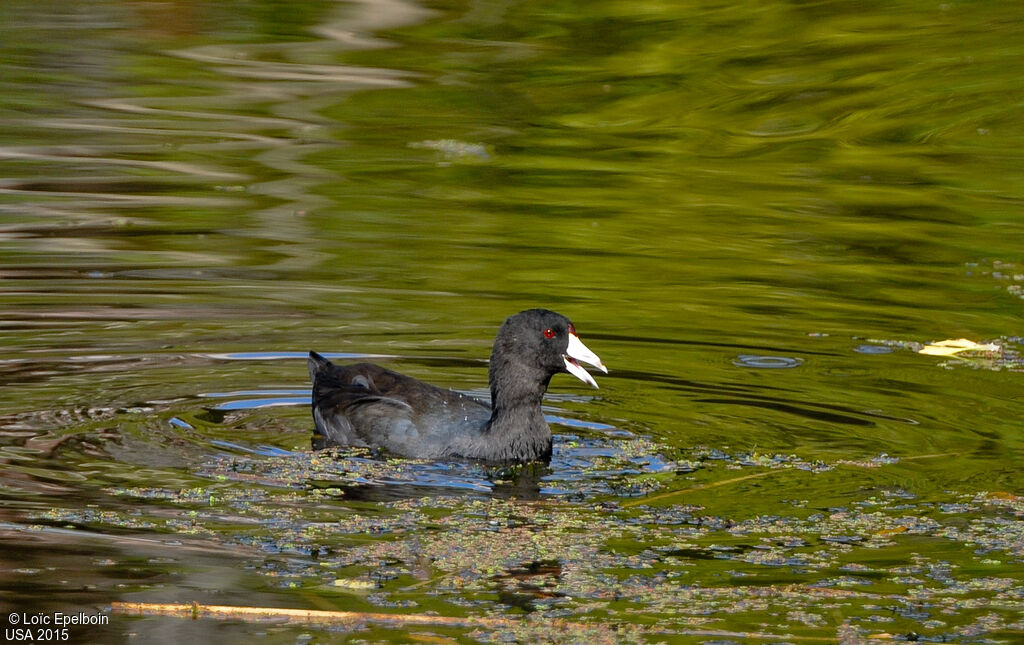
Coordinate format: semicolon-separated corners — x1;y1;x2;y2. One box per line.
543;328;556;339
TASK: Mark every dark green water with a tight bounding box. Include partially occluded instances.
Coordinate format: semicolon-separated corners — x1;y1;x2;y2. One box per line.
1;0;1022;642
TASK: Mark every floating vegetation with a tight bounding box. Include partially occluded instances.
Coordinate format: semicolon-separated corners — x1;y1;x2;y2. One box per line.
24;443;1022;643
967;259;1024;302
859;335;1022;371
853;344;894;355
10;349;1024;643
408;139;492;162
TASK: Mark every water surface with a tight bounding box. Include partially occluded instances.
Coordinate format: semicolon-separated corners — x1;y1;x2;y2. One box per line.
1;0;1023;642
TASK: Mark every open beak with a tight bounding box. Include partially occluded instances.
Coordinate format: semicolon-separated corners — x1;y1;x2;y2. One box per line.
563;332;607;389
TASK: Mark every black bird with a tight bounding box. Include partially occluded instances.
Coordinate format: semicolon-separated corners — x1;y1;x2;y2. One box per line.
307;309;606;463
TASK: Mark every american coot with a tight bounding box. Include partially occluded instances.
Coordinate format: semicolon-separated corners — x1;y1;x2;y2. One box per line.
308;309;607;463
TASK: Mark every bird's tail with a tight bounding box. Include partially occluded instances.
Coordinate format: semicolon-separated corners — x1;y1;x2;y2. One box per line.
307;350;333;382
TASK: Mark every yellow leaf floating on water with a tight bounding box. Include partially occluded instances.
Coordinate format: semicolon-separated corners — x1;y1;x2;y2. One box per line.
332;578;376;591
918;339;1001;356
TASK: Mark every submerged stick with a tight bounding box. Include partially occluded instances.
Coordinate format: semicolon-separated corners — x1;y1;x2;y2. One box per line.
621;470;779;508
111;601;519;628
621;451;960;508
897;452;957;461
111;601;841;641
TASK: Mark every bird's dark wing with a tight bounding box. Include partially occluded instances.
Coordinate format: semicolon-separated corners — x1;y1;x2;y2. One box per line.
307;352;489;457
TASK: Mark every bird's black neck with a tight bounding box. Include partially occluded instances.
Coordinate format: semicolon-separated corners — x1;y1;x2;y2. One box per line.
480;354;553;462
